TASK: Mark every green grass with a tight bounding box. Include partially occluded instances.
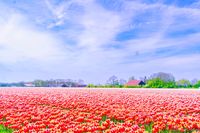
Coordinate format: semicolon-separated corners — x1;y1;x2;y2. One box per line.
0;125;13;133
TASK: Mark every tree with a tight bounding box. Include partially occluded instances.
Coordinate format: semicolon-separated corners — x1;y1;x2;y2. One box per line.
128;76;135;81
176;79;191;88
147;78;176;88
164;81;176;88
149;72;175;82
191;79;198;85
147;72;176;88
106;75;119;86
118;79;127;85
147;78;165;88
65;79;75;87
77;79;84;85
194;80;200;88
140;76;147;83
61;84;67;87
33;80;48;87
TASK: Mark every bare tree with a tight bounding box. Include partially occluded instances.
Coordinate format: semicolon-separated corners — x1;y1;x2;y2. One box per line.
106;75;119;85
128;76;135;81
191;78;198;85
149;72;175;82
119;79;127;85
176;79;191;87
140;76;147;83
77;79;84;85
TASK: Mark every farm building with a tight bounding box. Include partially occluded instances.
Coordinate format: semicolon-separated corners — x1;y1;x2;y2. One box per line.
24;82;35;87
125;80;145;87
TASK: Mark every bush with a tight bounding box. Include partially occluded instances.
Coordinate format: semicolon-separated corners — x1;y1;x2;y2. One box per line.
146;78;176;88
124;85;142;88
193;80;200;88
87;84;95;88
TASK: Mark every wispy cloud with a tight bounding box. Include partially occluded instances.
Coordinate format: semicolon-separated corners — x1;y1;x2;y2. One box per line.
0;13;67;64
0;0;200;83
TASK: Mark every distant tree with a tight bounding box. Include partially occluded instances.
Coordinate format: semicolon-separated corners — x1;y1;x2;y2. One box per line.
118;79;127;85
191;79;198;85
176;79;191;88
77;79;84;85
64;79;74;87
147;78;176;88
147;72;176;88
87;84;95;88
61;84;67;87
47;80;56;87
140;76;147;83
106;75;119;86
147;78;165;88
128;76;135;81
194;80;200;88
34;80;48;87
18;82;25;87
149;72;175;82
0;83;9;87
164;81;176;88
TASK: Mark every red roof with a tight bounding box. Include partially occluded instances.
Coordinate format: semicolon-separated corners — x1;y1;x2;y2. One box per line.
126;80;142;86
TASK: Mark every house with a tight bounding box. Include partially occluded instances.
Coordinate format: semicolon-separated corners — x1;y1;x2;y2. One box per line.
125;80;145;87
24;82;35;87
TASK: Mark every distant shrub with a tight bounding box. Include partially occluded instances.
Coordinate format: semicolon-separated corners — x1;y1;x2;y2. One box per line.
124;85;142;88
87;84;95;88
193;80;200;88
146;78;176;88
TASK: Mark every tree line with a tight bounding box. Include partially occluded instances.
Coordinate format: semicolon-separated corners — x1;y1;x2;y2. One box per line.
88;72;200;88
0;72;199;88
0;79;86;87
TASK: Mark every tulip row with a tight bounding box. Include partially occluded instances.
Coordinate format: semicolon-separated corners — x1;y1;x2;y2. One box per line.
0;88;200;133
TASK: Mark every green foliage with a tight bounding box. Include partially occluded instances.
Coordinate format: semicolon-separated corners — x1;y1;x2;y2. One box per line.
164;81;176;88
146;78;165;88
113;85;124;88
110;117;124;124
124;85;142;88
33;80;48;87
87;77;198;89
99;115;124;126
176;79;192;88
0;125;13;133
2;117;6;122
193;80;200;88
144;123;153;132
87;84;95;88
99;115;109;125
142;123;196;133
147;78;176;88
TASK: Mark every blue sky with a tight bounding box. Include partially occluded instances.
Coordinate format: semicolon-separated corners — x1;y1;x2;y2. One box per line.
0;0;200;83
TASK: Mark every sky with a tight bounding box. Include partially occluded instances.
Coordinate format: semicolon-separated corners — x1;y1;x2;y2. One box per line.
0;0;200;84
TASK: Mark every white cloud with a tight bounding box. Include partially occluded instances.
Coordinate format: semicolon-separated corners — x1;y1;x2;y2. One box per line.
73;1;125;50
113;1;200;54
0;13;68;64
112;54;200;81
0;0;200;83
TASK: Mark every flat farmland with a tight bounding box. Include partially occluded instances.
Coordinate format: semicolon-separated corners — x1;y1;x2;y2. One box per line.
0;88;200;133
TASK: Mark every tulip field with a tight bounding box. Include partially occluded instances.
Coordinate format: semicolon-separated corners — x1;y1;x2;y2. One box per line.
0;88;200;133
